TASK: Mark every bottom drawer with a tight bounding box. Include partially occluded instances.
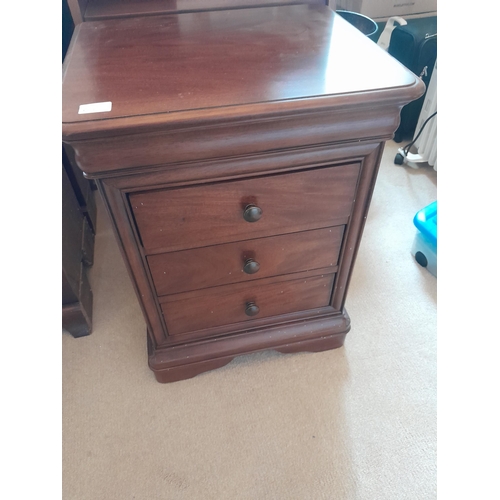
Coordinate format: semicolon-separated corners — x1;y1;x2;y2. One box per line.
160;273;335;336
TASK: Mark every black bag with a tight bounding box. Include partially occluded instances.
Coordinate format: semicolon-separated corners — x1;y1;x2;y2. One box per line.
388;17;437;143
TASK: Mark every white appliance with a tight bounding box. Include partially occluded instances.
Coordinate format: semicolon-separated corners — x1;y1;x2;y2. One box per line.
335;0;437;21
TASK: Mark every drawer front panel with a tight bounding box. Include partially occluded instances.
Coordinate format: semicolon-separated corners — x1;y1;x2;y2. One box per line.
130;164;360;254
148;226;344;296
161;273;335;336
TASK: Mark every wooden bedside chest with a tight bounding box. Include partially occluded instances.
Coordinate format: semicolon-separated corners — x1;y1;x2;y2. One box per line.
62;4;424;382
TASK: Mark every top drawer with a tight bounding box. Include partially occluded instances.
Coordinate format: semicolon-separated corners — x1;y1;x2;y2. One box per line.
130;164;360;254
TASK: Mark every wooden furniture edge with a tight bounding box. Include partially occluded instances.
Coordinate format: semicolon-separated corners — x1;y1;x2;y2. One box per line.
148;308;350;382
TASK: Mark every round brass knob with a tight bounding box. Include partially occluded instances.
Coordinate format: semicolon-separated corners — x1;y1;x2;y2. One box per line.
243;259;260;275
245;302;260;317
243;204;262;222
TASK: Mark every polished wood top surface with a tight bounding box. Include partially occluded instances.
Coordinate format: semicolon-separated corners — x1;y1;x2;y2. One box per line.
62;4;421;137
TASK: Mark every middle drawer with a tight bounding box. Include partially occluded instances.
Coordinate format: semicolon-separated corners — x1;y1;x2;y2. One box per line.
148;225;344;296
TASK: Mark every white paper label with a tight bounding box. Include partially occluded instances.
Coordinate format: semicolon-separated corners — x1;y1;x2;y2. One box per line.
78;101;112;114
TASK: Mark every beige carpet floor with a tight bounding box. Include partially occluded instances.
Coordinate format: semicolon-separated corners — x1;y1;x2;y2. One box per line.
63;139;437;500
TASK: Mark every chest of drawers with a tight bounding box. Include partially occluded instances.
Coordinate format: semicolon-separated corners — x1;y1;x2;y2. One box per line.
62;4;424;382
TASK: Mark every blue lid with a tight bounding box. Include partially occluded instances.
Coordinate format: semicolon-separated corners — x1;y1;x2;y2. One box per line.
413;201;437;247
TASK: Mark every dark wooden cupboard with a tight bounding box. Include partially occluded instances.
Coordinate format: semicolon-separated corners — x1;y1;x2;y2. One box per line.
62;3;423;380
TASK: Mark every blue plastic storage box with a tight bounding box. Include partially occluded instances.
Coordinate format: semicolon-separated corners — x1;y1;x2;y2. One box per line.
411;201;437;276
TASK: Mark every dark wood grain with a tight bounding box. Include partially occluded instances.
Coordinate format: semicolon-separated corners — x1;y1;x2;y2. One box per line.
67;105;403;174
62;4;425;381
161;273;334;335
331;143;385;311
130;164;359;253
97;181;169;345
156;271;337;345
63;144;97;233
105;141;380;189
62;5;423;176
148;225;344;295
62;6;420;135
62;301;93;338
149;308;350;382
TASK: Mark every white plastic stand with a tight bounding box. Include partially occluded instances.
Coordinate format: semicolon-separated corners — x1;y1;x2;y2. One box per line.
397;148;429;169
